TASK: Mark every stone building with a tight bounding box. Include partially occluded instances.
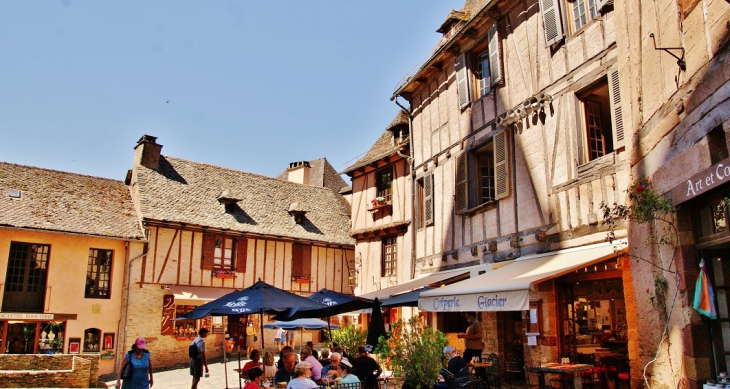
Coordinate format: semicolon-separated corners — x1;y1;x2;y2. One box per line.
0;162;145;376
616;0;730;386
123;135;355;369
375;0;636;380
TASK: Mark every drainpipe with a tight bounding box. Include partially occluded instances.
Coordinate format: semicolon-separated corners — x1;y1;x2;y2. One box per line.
394;97;416;280
120;242;148;366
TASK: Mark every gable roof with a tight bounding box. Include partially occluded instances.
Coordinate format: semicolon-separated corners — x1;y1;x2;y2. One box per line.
341;112;410;175
275;158;348;194
134;156;354;246
0;162;144;240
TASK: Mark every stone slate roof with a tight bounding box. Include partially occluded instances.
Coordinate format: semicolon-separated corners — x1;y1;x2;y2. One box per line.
135;156;354;246
275;158;348;194
341;113;410;175
0;162;144;240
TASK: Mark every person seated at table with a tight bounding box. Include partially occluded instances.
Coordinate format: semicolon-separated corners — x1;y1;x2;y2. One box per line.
443;346;467;377
300;346;323;382
275;352;298;384
338;360;360;384
245;367;264;389
285;361;318;389
319;348;331;368
322;352;343;379
278;346;296;369
262;351;277;380
243;349;264;376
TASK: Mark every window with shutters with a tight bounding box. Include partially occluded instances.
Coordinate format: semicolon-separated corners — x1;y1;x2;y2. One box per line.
381;237;397;277
376;167;393;203
454;130;510;213
455;22;503;108
417;174;434;229
540;0;611;47
292;243;312;278
576;71;624;164
201;234;247;272
570;0;599;31
85;249;113;299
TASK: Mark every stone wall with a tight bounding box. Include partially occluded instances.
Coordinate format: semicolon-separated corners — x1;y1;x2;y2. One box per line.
0;355;93;388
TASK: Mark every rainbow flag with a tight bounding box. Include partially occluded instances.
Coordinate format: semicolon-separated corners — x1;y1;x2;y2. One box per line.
693;259;718;319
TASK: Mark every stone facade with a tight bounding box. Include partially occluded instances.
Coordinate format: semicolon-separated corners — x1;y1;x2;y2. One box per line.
0;354;100;388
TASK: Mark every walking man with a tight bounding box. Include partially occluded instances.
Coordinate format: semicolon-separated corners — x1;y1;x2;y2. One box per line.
191;328;210;389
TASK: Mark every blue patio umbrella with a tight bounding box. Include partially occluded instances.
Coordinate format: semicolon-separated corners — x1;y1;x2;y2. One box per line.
274;288;373;320
264;318;341;330
380;286;433;308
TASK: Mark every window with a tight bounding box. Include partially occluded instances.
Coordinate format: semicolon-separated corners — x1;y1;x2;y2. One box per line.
417;174;434;229
85;249;113;299
376;167;393;203
201;234;247;272
455;22;502;109
455;130;510;212
576;70;624;163
381;237;397;277
292;243;312;278
3;242;50;312
571;0;599;31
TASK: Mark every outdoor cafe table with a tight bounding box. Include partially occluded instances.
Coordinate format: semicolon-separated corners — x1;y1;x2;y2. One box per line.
537;363;593;389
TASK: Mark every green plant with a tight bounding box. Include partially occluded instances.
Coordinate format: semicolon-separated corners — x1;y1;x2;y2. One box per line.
375;317;448;389
330;324;367;358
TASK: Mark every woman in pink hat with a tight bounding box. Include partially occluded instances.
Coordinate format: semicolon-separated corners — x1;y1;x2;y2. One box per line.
116;337;154;389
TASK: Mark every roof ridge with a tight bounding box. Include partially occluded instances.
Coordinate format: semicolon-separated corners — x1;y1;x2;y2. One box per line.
0;161;124;184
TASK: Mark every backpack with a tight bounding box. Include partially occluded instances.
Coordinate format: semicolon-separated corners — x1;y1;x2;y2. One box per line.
189;340;201;359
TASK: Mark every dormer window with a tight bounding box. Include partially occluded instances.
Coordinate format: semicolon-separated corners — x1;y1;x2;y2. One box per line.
217;190;242;214
288;202;308;224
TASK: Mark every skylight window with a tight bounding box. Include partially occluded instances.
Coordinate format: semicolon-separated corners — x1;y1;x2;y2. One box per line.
8;189;21;199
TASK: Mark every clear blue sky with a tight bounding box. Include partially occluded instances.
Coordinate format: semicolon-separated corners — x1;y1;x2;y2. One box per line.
0;1;463;180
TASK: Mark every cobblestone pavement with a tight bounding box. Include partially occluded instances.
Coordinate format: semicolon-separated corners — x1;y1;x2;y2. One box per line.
104;357;255;389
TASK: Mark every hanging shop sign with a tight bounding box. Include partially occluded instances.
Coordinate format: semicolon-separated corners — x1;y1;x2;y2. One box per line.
0;313;54;320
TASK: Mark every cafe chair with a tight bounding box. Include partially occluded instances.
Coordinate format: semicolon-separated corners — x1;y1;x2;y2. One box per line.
335;383;366;389
483;353;501;388
504;360;524;384
524;364;545;389
441;367;487;389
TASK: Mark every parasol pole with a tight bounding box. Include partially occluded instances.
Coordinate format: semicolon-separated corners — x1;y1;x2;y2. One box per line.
260;308;265;350
238;326;242;389
223;316;229;389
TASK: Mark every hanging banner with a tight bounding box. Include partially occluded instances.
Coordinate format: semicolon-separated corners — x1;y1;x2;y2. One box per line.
418;289;530;312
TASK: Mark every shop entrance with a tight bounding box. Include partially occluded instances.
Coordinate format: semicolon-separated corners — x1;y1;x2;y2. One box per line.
699;249;730;376
1;320;66;354
556;258;628;360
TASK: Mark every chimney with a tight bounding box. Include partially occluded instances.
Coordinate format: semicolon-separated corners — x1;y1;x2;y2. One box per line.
287;161;311;185
134;135;163;170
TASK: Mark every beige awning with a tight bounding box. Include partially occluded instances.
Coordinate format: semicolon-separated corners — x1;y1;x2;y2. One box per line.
169;285;234;305
358;264;490;301
419;240;627;312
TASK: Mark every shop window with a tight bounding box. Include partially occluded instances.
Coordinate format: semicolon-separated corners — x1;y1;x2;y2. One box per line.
455;131;509;212
201;234;247;272
85;248;113;299
698;198;729;240
376;167;393;203
576;72;625;164
381;237;397;277
173;305;211;337
83;328;101;353
708;126;729;164
417;174;434;229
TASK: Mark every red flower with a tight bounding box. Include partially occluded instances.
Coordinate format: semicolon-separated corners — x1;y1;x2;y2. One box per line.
635;185;645;193
646;288;650;294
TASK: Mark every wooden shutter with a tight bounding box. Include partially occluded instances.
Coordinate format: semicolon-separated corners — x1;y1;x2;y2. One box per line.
201;233;215;270
301;246;312;277
493;130;510;200
540;0;564;47
488;22;503;86
455;53;471;109
292;244;303;276
424;174;434;226
608;68;625;149
161;295;175;335
236;237;248;272
455;153;468;211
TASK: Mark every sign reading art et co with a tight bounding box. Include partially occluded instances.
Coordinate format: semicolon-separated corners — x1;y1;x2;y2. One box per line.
671;157;730;205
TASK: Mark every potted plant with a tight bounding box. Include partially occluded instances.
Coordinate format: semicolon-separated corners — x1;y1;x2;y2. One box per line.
376;317;447;389
331;324;367;358
371;197;387;207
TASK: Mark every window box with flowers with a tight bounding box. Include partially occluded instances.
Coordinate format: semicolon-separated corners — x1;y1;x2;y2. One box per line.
369;197;391;213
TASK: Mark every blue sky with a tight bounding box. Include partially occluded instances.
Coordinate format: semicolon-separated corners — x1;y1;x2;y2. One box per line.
0;1;462;180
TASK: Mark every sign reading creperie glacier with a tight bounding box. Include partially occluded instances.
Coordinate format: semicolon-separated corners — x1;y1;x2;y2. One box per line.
671;157;730;205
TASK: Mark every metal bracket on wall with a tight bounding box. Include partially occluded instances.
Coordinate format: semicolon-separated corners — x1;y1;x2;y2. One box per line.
649;33;686;71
